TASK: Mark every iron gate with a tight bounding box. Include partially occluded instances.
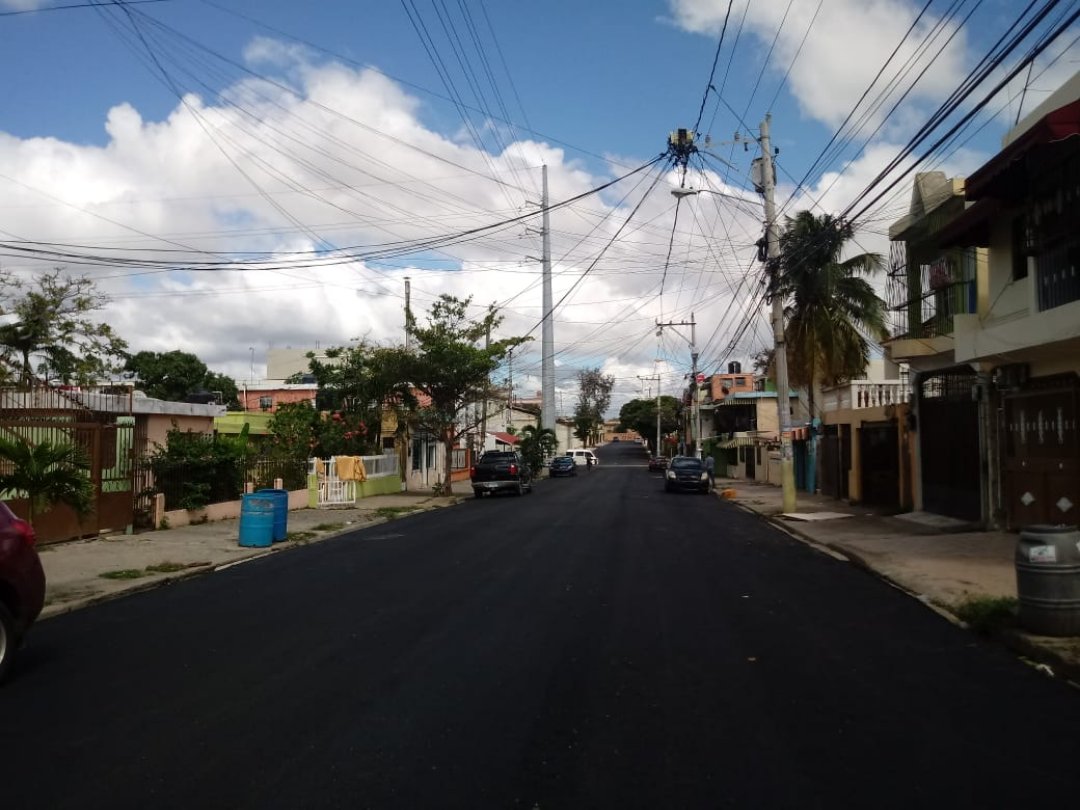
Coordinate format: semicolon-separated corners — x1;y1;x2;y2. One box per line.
1003;374;1079;528
860;420;899;508
918;369;981;521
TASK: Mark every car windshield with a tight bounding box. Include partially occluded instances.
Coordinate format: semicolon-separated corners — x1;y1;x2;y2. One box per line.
671;457;702;470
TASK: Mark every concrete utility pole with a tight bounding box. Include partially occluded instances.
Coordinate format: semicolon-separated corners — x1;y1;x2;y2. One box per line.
637;373;662;455
758;114;797;512
540;165;555;433
656;316;700;458
404;276;411;352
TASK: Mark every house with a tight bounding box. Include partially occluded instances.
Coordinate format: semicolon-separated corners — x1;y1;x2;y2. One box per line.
889;72;1080;528
0;384;223;544
237;381;318;414
818;359;913;510
703;382;805;484
885;171;986;523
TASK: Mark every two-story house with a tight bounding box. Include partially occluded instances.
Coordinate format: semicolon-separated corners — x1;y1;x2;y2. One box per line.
889;72;1080;528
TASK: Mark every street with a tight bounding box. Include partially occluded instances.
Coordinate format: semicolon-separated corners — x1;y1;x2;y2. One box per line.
2;442;1079;808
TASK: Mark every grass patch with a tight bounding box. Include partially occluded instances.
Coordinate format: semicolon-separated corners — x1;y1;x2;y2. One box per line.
286;531;317;543
374;507;417;520
311;522;345;532
954;595;1019;635
99;569;147;580
145;561;209;574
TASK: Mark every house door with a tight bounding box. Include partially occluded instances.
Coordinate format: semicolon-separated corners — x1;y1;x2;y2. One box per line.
1003;375;1079;529
919;368;981;521
860;421;899;509
744;444;756;478
820;425;852;500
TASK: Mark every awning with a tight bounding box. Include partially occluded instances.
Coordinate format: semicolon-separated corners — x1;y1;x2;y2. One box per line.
490;431;519;445
718;436;756;449
966;98;1080;200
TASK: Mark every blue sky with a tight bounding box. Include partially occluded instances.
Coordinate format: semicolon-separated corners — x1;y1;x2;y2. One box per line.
0;0;1076;411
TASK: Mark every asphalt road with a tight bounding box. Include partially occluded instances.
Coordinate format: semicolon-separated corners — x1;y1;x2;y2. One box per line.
3;442;1080;808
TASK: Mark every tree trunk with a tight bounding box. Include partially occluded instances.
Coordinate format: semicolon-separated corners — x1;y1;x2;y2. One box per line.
442;427;455;496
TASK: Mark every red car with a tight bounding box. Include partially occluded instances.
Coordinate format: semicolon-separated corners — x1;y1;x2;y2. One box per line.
0;502;46;683
648;455;669;472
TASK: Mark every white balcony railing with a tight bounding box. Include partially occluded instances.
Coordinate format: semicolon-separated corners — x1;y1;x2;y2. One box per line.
821;381;910;412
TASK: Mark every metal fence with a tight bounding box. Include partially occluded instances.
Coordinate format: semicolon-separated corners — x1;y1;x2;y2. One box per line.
136;456;309;513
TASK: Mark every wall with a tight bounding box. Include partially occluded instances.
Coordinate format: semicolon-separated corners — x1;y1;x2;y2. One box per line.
145;413;216;451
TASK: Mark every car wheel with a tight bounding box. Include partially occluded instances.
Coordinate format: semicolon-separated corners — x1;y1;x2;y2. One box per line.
0;601;16;684
516;481;525;496
473;489;483;499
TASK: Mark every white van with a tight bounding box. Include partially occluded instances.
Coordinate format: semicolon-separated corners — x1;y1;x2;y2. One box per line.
568;449;598;467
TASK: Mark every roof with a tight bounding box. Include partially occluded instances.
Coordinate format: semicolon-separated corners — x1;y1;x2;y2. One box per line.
965;98;1080;200
489;431;519;445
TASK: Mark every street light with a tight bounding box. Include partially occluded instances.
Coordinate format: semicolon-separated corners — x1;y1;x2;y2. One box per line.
671;186;764;217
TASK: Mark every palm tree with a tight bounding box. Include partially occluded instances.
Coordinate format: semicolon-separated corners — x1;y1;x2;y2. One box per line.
517;424;558;474
0;436;94;526
776;211;888;417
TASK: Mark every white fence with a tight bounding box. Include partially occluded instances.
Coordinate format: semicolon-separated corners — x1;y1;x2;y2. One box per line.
309;453;399;506
821;381;910;412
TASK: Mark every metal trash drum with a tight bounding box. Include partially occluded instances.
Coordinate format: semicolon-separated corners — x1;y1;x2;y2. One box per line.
1015;524;1080;636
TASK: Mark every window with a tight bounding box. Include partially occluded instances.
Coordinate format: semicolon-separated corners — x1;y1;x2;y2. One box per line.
735;376;747;386
259;396;273;411
1012;215;1031;280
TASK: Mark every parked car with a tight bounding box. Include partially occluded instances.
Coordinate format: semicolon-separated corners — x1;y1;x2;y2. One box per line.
648;455;668;472
470;451;533;497
664;456;710;494
568;449;598;467
0;502;46;683
549;456;577;477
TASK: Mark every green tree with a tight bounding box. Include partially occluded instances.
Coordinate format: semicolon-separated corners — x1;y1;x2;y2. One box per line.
0;269;128;386
267;401;320;459
618;395;681;455
517;424;558;473
301;342;412;451
573;367;614;446
124;350;239;407
777;212;888;416
0;436;94;526
406;295;528;495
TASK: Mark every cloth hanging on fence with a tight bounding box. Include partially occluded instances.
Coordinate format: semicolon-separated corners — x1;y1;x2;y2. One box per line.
335;455;368;482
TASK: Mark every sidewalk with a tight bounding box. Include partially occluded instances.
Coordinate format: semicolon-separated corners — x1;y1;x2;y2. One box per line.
715;475;1080;683
37;480;473;620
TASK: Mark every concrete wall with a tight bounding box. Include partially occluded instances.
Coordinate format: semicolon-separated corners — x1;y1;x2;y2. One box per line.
145;413;216;451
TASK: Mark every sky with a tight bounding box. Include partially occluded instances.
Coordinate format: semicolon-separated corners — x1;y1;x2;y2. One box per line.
0;0;1076;417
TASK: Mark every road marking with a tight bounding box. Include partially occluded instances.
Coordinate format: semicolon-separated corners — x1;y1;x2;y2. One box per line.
214;552;274;572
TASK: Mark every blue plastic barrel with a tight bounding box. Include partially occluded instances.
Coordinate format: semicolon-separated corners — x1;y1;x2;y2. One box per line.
257;488;289;543
239;493;274;548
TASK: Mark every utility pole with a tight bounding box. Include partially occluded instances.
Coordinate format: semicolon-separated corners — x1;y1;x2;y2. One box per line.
656;316;700;458
637;372;662;455
540;165;555;434
758;113;796;512
478;320;491;458
404;276;411;352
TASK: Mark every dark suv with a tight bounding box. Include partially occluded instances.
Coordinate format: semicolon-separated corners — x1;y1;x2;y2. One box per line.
0;502;46;683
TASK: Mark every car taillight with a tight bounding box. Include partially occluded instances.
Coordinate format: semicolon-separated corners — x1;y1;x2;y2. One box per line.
509;464;518;475
12;518;36;547
469;466;477;479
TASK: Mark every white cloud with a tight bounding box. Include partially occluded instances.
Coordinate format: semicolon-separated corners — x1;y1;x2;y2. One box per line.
668;0;971;129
